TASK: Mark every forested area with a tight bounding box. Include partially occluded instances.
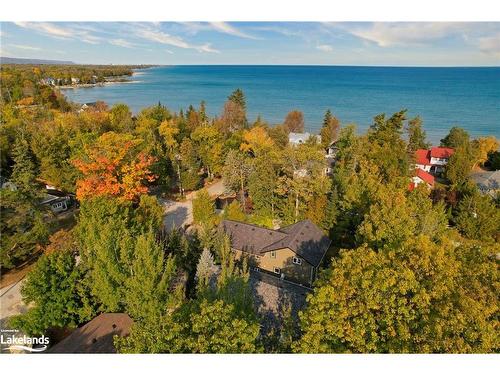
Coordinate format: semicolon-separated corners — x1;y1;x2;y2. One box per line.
0;64;152;107
1;64;498;353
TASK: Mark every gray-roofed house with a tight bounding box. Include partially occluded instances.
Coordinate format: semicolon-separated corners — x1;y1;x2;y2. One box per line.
221;219;331;286
470;170;500;197
288;132;321;146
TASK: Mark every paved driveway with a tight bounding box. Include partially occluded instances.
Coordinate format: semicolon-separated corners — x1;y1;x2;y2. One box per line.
161;179;227;231
0;278;28;329
161;198;193;230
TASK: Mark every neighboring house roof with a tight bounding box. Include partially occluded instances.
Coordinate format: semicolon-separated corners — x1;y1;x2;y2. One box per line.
49;313;133;353
470;170;500;193
415;168;435;186
288;132;321;145
415;149;431;165
221;219;331;267
430;147;454;159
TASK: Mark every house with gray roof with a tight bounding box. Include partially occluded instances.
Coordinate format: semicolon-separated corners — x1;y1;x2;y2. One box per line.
288;132;321;146
470;170;500;197
221;219;331;286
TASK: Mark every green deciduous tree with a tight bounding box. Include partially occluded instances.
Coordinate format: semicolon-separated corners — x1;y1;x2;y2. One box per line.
75;196;157;312
192;189;216;228
0;189;49;269
367;110;410;183
454;191;500;241
124;230;179;322
441;126;470;148
10;251;94;335
294;236;499;353
446;143;478;186
357;185;448;249
109;103;134;132
223;200;247;222
222;149;252;204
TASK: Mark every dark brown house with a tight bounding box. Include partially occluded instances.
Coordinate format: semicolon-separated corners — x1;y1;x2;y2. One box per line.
221;219;331;286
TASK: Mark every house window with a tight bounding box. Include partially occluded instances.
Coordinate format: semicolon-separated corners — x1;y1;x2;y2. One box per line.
273;267;281;274
293;257;302;265
270;251;276;258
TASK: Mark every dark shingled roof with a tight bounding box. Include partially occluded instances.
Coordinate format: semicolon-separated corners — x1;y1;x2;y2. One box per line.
221;219;331;267
49;313;133;353
221;220;288;256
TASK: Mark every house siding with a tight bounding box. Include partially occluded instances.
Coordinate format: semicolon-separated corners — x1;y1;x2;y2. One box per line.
232;247;314;285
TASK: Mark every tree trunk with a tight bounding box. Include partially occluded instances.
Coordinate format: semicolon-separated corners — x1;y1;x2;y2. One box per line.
240;171;245;207
177;162;183;197
295;192;299;222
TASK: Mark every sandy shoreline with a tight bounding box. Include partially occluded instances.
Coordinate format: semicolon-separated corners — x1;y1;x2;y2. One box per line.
58;80;141;89
57;70;147;90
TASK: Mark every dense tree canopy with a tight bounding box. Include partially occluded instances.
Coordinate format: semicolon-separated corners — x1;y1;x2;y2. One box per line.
2;64;499;354
295;236;499;353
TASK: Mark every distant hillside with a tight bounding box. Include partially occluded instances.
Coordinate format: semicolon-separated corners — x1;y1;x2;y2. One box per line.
0;56;75;65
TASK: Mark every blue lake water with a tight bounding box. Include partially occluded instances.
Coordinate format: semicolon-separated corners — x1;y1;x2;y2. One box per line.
62;65;500;143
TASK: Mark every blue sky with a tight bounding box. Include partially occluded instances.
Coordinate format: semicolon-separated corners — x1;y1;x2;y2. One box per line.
1;22;499;66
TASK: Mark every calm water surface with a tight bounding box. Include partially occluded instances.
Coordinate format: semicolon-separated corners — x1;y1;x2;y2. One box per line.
62;65;500;143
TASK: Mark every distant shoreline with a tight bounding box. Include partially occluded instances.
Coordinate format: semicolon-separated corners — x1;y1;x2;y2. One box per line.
57;70;146;90
57;80;141;90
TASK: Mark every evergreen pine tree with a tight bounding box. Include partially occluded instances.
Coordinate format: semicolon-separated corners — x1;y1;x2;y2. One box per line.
406;116;429;152
228;88;246;110
195;246;216;289
125;230;177;322
10;135;39;197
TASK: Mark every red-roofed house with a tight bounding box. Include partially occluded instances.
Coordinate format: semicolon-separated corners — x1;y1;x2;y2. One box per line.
412;168;435;189
414;147;454;174
415;149;432;171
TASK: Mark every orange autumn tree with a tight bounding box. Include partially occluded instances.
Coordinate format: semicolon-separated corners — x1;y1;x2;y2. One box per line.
73;132;157;202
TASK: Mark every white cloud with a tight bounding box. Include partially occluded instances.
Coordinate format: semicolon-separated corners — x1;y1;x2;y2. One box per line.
316;44;333;52
14;22;102;44
198;43;219;53
14;22;73;38
479;33;500;57
251;25;301;38
338;22;467;47
178;22;259;40
109;38;135;48
9;44;41;51
135;27;219;53
208;22;259;40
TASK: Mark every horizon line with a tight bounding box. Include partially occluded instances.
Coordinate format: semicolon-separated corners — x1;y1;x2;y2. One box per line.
2;57;500;69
